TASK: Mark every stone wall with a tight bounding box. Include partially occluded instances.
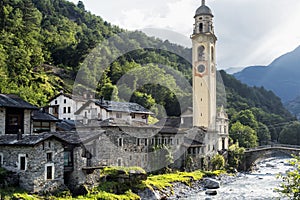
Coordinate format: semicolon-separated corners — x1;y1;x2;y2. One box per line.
66;146;87;191
85;126;188;172
0;108;5;135
0;139;65;193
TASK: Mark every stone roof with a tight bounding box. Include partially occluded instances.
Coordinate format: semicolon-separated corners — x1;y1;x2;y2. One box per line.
56;120;76;131
0;131;103;146
32;110;60;122
0;94;38;109
75;99;153;115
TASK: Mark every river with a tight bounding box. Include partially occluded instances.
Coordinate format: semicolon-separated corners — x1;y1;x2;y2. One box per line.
189;156;293;200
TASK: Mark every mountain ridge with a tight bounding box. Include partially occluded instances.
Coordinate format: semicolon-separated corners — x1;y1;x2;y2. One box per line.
234;45;300;103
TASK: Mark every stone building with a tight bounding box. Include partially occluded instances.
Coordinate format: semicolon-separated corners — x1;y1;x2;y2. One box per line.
0;131;102;193
0;94;37;135
74;98;153;126
46;91;88;120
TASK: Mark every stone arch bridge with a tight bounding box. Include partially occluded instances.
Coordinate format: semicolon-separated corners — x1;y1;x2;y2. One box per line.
242;144;300;171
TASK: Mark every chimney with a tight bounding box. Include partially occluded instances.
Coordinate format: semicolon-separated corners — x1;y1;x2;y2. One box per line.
17;129;22;140
100;96;104;104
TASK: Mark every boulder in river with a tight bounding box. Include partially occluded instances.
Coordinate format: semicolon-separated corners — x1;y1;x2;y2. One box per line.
203;178;220;189
205;190;218;196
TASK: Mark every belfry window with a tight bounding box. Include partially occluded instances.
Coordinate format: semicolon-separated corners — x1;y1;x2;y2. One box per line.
211;47;214;62
199;23;203;33
198;46;205;61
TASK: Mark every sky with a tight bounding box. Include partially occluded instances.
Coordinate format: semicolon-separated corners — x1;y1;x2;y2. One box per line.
68;0;300;70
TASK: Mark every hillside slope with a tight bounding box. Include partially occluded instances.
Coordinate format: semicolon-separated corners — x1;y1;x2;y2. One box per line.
234;45;300;103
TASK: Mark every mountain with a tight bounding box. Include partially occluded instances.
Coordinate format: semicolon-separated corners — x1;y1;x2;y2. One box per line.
224;67;244;74
234;46;300;103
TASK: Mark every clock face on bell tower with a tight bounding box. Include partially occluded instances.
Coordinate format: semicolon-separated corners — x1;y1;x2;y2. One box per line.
192;0;217;129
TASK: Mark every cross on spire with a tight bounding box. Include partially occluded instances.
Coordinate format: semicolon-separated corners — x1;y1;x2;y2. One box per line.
202;0;205;6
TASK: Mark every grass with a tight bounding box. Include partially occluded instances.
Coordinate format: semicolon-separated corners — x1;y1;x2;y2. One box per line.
144;170;226;190
0;168;226;200
101;166;146;177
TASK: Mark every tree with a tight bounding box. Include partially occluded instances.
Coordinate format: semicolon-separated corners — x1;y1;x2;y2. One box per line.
277;155;300;199
278;121;300;145
231;109;258;130
211;154;225;170
257;122;271;145
230;121;258;148
227;142;245;170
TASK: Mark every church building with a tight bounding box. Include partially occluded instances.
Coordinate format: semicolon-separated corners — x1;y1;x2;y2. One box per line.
191;0;229;152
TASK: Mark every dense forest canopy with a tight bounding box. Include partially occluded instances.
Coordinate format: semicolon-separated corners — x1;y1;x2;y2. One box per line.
0;0;297;146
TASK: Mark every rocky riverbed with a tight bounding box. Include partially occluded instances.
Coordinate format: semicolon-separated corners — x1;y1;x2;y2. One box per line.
139;157;293;200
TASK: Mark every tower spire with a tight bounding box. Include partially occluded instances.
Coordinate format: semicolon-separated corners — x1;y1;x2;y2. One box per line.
202;0;205;6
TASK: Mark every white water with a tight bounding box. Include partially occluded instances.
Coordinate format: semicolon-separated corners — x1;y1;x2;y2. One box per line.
189;157;293;200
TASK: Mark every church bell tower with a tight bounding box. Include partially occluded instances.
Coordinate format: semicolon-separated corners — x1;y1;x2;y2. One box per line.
192;0;217;129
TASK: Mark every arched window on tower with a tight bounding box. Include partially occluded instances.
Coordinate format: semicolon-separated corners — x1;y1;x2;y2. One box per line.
199;23;203;33
198;45;205;61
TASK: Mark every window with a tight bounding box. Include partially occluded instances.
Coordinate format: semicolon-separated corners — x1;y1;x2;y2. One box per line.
53;106;58;114
0;153;3;167
145;138;148;146
137;138;140;146
118;138;123;147
33;121;50;133
131;113;135;119
54;100;57;104
199;23;203;32
64;99;66;104
117;158;122;166
211;46;214;62
68;107;71;113
198;45;205;61
116;113;122;118
8;115;21;126
63;107;66;114
45;164;54;180
18;154;27;171
48;141;51;148
46;152;53;162
64;151;73;167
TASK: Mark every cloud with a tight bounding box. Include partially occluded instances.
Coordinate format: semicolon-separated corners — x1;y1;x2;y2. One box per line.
67;0;300;69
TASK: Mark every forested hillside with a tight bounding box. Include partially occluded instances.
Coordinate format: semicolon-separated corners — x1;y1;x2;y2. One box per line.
219;71;295;146
0;0;296;145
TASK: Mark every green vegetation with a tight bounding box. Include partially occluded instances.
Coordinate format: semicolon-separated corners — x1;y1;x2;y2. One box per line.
220;71;296;147
277;155;300;199
101;166;146;176
0;168;227;200
145;171;204;190
227;142;245;170
211;154;225;170
278;121;300;145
